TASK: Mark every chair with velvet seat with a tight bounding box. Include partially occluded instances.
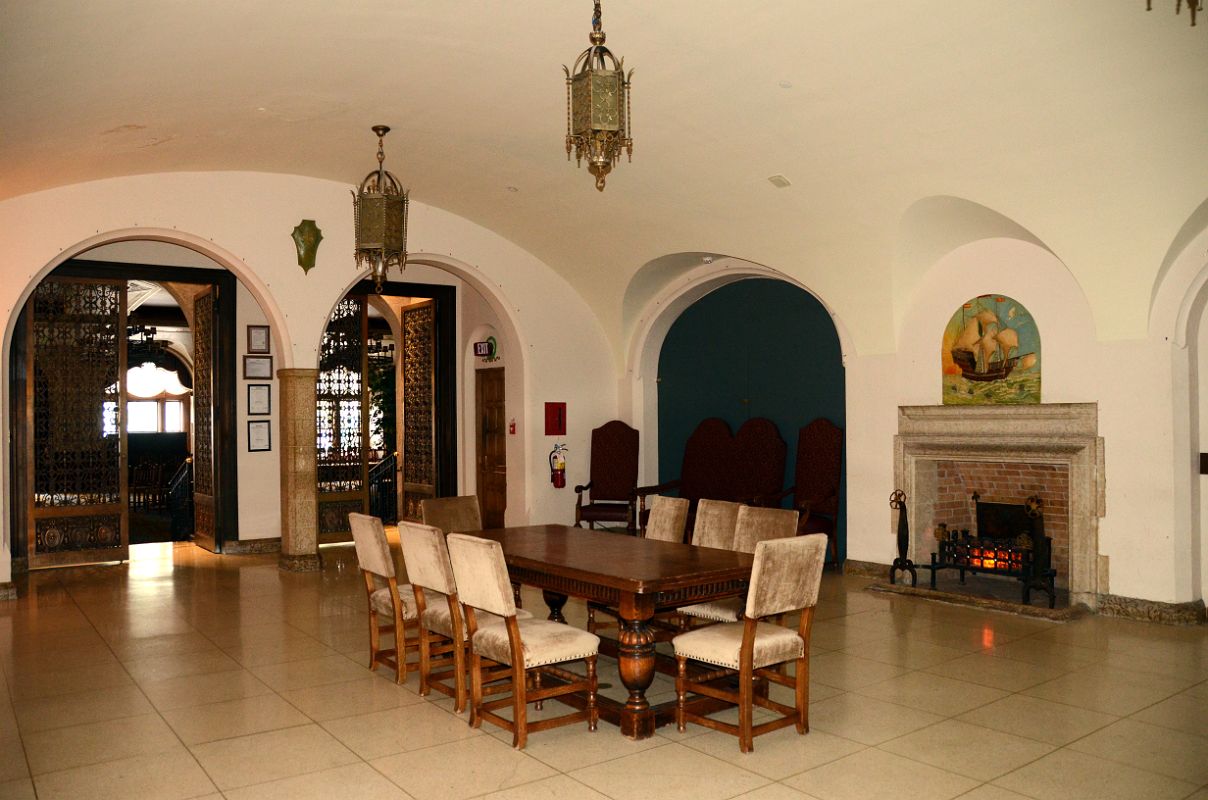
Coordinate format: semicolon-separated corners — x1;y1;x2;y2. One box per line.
447;533;600;749
586;495;689;635
421;495;483;535
690;498;743;549
673;533;827;752
398;520;532;713
348;512;419;685
678;505;799;625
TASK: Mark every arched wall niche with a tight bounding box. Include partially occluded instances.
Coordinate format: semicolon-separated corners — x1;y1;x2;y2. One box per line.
893;196;1055;342
1149;197;1208;604
623;256;853;488
894;237;1095;405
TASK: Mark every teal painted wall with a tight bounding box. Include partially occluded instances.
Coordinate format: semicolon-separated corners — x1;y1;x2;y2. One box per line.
657;278;847;555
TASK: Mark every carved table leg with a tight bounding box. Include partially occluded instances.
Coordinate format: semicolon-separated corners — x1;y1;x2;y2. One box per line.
542;590;568;623
616;597;657;739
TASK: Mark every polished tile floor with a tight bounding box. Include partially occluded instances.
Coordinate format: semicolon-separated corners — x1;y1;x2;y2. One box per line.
1;540;1206;800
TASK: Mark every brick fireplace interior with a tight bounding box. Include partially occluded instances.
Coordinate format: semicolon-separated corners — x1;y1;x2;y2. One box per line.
931;460;1070;587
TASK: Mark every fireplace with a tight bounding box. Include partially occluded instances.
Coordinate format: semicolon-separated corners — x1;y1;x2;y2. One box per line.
894;403;1105;608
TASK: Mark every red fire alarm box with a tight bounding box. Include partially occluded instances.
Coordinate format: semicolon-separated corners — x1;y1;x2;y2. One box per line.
544;402;566;436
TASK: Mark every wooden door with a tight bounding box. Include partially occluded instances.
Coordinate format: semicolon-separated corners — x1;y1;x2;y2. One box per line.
476;368;506;528
26;278;129;567
192;287;218;552
400;300;436;521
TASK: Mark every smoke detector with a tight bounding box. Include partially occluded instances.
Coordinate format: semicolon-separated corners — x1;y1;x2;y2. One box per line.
767;174;792;188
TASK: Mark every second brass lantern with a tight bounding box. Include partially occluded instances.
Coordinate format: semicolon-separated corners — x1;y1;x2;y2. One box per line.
564;1;633;191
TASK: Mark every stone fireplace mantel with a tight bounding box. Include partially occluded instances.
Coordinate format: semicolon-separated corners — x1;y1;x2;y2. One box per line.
894;403;1105;609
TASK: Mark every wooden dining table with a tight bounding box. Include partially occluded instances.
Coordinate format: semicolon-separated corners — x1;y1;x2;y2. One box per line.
464;524;754;739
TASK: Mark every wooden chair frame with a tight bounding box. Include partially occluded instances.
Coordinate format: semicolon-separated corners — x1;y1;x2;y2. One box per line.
411;583;470;711
675;607;816;753
360;570;420;685
465;608;598;749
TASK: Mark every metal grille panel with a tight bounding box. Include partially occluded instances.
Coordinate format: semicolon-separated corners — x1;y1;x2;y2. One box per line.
401;301;436;520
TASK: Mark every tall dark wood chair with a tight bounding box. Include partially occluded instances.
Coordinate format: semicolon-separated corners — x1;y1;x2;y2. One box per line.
769;419;843;566
635;417;787;538
574;420;639;530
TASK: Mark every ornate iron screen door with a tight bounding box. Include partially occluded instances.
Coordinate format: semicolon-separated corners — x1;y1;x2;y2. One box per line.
27;278;129;568
401;300;437;521
317;297;370;535
192;287;218;552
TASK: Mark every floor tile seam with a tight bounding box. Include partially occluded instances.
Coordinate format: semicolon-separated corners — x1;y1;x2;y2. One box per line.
1060;720;1208;782
187;732;365;795
216;645;341;670
992;743;1203;795
530;734;678;773
172;717;315;749
1121;701;1208;740
563;738;774;793
1018;674;1193;715
863;733;1000;785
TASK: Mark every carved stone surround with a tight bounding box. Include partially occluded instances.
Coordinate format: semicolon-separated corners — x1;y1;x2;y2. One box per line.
895;404;1105;609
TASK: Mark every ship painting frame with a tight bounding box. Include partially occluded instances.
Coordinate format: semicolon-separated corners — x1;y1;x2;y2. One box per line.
942;294;1040;405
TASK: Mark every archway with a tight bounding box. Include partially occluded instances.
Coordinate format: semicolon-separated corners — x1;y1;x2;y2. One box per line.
628;263;848;558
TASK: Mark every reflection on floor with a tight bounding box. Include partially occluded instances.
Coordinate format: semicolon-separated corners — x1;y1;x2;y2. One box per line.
0;541;1205;800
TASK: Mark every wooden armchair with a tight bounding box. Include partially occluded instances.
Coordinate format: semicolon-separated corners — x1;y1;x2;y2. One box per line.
765;419;843;566
574;420;639;530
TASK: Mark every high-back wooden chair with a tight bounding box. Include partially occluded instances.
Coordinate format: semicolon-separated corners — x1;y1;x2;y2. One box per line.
768;419;843;565
673;534;828;752
446;533;600;749
678;505;799;625
348;512;419;684
421;495;483;534
574;420;640;530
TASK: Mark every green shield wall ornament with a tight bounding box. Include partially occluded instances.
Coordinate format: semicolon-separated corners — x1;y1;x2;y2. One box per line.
291;219;323;274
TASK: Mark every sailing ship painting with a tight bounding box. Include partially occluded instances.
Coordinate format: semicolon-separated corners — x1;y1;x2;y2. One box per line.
942;294;1040;405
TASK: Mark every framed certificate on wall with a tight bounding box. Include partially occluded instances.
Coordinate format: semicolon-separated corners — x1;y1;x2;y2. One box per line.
248;420;271;452
247;384;271;415
247;325;271;354
243;355;273;380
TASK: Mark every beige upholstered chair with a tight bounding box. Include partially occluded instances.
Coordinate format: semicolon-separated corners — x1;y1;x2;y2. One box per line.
446;533;599;749
673;533;827;752
398;521;531;713
348;512;419;684
586;495;689;634
421;495;483;534
642;495;691;543
691;499;743;548
422;494;524;609
678;505;799;624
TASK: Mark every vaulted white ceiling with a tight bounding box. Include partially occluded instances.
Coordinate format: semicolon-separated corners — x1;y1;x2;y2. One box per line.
3;1;1206;352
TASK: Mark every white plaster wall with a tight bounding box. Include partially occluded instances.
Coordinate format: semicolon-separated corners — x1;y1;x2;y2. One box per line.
0;171;615;583
234;279;281;540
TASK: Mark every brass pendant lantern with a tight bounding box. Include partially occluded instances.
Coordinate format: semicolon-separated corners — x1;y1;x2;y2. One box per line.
352;125;409;292
564;1;633;191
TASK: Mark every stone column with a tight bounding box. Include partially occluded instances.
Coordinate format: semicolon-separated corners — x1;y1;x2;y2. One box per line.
278;368;321;572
